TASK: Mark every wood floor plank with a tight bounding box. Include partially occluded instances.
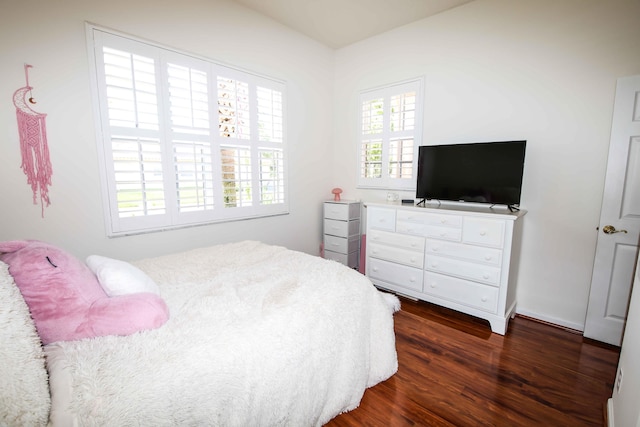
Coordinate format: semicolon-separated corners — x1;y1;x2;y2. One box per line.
325;297;620;426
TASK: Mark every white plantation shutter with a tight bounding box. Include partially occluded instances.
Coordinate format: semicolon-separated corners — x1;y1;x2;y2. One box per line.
88;25;287;235
111;136;165;217
93;33;170;232
103;47;159;131
217;75;252;210
257;87;283;143
361;97;384;179
389;90;416;180
358;78;423;190
167;64;209;136
256;86;285;205
220;146;252;208
217;77;251;139
166;60;215;217
173;138;215;213
389;138;414;179
259;149;285;204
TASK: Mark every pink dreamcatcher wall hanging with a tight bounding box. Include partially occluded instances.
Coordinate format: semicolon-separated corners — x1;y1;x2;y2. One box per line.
13;64;52;217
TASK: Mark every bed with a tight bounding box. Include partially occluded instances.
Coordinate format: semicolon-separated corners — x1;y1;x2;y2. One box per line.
0;240;399;426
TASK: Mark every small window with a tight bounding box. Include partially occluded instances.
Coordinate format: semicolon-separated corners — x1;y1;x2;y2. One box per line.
87;25;287;236
358;78;423;190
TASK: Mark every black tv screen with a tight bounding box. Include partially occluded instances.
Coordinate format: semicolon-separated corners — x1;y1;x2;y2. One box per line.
416;141;526;207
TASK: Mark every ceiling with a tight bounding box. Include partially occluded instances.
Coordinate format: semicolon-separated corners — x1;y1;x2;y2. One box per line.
229;0;475;49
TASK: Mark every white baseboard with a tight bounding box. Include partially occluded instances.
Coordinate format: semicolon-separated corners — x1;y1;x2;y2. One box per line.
515;308;584;332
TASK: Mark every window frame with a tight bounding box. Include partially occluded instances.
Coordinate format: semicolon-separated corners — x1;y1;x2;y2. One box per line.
86;24;288;236
357;77;424;191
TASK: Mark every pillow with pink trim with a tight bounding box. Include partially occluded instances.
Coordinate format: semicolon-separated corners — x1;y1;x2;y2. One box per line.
0;240;169;345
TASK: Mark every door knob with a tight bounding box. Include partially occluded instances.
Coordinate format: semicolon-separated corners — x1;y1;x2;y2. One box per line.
603;225;628;234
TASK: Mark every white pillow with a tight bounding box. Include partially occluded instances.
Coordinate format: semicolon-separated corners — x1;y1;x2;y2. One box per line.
86;255;160;296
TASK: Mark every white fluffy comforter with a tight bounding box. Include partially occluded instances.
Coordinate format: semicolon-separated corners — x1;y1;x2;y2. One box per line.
45;241;399;426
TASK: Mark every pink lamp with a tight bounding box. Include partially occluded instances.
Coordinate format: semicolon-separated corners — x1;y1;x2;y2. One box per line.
331;188;343;201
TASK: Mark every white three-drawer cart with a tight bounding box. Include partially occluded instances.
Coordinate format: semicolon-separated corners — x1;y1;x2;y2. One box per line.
323;200;361;269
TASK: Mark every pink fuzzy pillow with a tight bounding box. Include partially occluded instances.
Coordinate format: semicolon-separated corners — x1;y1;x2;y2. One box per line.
0;240;169;345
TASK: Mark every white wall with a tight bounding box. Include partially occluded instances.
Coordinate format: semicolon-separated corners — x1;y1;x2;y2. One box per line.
0;0;334;260
332;0;640;330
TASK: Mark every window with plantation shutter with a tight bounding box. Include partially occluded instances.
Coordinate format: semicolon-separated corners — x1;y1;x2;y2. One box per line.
88;25;287;235
357;78;423;190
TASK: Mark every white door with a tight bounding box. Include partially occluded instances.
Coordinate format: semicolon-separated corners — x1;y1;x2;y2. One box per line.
584;75;640;346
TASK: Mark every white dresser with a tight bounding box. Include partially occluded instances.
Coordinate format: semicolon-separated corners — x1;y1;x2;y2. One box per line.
323;200;361;268
365;202;525;334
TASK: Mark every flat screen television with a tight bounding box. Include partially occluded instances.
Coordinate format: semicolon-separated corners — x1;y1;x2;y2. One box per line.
416;141;526;208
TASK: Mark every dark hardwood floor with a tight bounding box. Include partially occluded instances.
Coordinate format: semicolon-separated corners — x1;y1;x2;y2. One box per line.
326;297;620;426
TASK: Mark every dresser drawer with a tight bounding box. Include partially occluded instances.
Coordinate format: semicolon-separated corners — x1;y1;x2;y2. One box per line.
368;229;425;252
425;239;502;267
396;220;427;236
324;202;360;221
369;242;424;269
367;207;396;231
324;218;360;237
368;257;423;292
463;217;505;248
397;210;463;228
424;271;498;313
424;225;462;242
324;234;360;254
396;210;428;223
424;213;462;227
425;254;501;286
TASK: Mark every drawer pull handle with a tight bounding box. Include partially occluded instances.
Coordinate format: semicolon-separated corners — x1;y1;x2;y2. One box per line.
410;257;416;262
484;255;492;261
431;263;438;268
331;243;339;247
432;246;439;252
430;283;436;288
482;274;490;279
481;296;488;302
409;277;416;283
373;267;378;272
480;230;487;236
